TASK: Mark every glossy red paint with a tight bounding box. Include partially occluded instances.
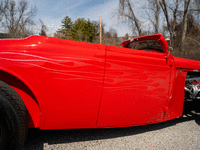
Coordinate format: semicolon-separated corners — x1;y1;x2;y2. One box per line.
169;69;187;120
0;34;199;129
97;46;171;127
0;69;41;128
173;56;200;70
0;36;106;129
163;68;187;121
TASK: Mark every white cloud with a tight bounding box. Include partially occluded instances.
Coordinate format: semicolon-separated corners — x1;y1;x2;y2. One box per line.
31;0;95;36
30;0;146;37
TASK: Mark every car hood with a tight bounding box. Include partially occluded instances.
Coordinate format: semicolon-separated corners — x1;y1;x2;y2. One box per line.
173;56;200;70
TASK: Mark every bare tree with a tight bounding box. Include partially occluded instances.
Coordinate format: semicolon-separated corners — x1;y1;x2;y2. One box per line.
0;0;8;21
190;0;200;17
154;0;160;34
144;0;160;34
2;0;36;38
181;0;191;50
109;27;118;37
124;33;129;40
159;0;180;47
119;0;142;36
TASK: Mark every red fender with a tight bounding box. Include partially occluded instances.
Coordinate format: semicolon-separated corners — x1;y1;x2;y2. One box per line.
0;67;42;128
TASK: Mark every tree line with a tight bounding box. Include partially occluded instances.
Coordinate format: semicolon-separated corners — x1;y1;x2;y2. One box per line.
55;16;98;43
54;16;123;46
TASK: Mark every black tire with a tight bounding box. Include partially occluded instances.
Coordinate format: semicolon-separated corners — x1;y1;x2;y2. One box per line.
0;80;28;150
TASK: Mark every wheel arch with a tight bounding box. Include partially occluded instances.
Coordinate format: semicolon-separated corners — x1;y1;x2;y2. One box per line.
0;67;42;128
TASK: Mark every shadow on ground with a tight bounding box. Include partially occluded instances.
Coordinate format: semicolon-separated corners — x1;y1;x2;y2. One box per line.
23;100;200;150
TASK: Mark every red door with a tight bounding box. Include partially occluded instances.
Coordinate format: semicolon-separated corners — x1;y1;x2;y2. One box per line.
97;46;171;127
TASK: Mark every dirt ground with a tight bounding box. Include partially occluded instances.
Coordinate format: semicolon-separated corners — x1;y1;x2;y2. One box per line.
23;100;200;150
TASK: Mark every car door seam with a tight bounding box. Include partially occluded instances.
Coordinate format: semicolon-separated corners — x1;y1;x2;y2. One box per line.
95;46;107;127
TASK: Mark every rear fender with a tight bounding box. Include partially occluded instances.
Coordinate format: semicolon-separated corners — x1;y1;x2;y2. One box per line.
0;68;42;128
164;68;187;121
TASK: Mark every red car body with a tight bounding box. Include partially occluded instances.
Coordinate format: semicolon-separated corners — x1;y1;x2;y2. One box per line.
0;34;199;130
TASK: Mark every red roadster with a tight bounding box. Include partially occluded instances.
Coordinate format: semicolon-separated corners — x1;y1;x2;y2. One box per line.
0;34;199;149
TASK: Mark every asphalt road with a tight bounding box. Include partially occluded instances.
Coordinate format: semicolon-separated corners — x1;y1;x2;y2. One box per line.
23;100;200;150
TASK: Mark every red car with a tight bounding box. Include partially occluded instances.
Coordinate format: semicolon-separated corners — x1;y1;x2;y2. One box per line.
0;34;199;149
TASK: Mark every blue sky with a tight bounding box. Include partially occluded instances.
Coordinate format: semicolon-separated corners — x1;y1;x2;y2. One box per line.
27;0;139;37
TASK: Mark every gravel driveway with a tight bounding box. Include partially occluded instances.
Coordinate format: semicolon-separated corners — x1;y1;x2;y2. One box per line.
23;100;200;150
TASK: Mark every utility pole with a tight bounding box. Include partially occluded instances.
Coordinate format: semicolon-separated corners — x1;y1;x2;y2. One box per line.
100;16;102;44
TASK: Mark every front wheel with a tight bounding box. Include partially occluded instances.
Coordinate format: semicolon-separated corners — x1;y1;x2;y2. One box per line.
0;81;28;150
